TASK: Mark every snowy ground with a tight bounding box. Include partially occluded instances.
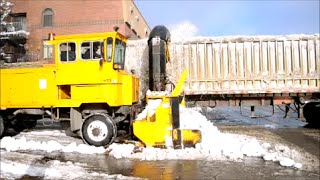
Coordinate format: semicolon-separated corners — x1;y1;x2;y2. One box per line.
1;107;319;179
0;130;143;179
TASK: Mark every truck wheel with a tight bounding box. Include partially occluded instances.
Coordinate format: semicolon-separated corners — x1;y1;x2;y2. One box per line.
303;101;320;127
81;113;116;147
0;116;4;137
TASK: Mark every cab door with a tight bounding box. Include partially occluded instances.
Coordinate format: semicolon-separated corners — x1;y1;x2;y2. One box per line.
56;41;78;85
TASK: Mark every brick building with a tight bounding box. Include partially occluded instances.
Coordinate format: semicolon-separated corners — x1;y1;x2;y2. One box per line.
5;0;150;61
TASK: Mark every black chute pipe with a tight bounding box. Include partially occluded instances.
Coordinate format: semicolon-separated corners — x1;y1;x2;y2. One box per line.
148;25;171;91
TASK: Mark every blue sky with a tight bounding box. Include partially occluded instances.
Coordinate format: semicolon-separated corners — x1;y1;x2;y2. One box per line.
135;0;320;36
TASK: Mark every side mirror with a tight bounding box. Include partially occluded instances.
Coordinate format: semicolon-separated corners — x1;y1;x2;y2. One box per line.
99;58;104;66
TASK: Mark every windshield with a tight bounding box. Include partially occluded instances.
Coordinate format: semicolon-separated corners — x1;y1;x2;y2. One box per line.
114;39;126;70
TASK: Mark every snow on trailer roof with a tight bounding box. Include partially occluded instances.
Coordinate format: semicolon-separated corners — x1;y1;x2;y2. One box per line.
169;34;320;44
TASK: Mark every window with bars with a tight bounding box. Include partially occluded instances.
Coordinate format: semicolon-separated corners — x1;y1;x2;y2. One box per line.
43;44;53;59
43;8;53;27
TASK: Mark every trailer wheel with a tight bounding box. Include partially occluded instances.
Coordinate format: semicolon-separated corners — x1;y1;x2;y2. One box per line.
81;114;116;146
303;101;320;127
0;116;4;137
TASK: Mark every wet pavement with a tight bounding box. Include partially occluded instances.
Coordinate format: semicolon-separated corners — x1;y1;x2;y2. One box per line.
2;149;319;180
1;105;320;180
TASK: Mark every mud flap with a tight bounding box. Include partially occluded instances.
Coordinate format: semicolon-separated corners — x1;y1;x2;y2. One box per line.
171;97;182;149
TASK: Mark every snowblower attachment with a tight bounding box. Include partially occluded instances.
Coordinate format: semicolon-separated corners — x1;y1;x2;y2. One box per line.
133;69;201;149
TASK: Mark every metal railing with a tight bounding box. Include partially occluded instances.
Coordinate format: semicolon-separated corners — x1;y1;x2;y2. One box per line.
11;21;27;31
0;21;27;32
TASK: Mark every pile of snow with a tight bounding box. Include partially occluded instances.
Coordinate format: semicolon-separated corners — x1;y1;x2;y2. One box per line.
0;160;141;180
107;107;303;169
0;136;105;154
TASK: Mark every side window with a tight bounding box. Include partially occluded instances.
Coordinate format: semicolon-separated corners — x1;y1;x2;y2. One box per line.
107;37;113;62
81;41;102;60
59;42;76;62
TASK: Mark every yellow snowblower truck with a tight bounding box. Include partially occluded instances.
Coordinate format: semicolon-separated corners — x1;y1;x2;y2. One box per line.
0;30;140;146
0;26;201;148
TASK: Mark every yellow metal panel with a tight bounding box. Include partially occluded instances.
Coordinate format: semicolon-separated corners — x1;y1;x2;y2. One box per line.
0;67;57;108
171;69;188;97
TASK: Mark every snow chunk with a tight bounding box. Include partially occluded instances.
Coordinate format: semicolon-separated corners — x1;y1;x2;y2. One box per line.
135;99;162;120
108;143;135;159
294;163;303;169
279;157;295;167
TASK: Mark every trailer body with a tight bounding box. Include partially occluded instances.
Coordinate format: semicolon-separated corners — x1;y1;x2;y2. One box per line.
167;35;320;96
126;35;320;124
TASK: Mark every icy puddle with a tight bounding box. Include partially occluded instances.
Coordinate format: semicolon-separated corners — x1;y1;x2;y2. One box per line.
0;159;142;180
0;108;305;173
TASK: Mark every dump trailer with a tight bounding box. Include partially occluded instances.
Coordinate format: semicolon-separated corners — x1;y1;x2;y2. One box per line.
126;34;320;125
0;31;140;146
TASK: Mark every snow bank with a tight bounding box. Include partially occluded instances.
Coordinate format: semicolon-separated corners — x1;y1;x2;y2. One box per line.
20;130;67;137
0;136;105;154
0;160;141;180
107;108;303;169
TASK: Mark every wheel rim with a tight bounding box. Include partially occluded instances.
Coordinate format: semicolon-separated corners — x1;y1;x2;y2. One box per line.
87;120;108;142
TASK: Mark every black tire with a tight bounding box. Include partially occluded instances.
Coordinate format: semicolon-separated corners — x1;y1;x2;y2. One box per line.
0;116;4;137
12;115;37;132
81;113;116;147
303;101;320;127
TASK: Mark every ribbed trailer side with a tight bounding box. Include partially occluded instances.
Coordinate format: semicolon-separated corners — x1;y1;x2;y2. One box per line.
126;35;320;121
166;35;320;96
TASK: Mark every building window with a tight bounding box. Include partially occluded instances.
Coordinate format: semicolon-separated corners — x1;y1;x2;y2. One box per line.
43;8;54;27
43;43;53;59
